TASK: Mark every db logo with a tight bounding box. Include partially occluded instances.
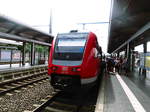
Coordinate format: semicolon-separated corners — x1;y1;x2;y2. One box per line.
62;67;68;71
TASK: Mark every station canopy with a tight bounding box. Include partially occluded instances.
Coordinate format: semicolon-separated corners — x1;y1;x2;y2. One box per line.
108;0;150;53
0;15;54;46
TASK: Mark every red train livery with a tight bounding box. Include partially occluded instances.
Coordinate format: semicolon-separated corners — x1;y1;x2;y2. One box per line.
48;31;102;90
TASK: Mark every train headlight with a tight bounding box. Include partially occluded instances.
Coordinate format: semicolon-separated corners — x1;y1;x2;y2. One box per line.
51;66;58;71
72;67;81;72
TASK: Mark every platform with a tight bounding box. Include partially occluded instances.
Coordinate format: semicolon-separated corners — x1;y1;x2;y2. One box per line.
0;64;47;73
95;69;150;112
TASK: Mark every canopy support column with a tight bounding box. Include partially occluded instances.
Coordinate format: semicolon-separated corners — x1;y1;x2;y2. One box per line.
22;42;26;66
31;42;35;66
143;42;147;75
126;43;131;72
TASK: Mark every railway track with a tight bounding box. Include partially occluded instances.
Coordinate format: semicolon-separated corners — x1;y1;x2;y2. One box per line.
31;90;96;112
30;75;102;112
0;68;48;96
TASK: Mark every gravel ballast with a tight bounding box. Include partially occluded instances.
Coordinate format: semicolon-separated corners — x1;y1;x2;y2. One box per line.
0;79;54;112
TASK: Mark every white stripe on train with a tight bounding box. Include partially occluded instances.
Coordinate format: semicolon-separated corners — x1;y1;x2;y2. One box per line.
81;75;98;84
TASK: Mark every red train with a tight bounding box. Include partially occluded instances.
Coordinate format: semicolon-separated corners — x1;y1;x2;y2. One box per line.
48;31;102;91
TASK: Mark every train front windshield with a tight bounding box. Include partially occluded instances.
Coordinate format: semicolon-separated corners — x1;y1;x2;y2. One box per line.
53;37;86;61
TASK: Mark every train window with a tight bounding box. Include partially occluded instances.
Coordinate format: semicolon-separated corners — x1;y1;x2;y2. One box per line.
94;48;98;58
58;38;86;46
56;38;86;53
53;37;87;61
96;45;102;59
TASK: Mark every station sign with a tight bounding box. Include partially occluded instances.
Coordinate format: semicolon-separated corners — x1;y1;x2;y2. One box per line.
12;50;21;61
1;50;11;61
0;50;21;62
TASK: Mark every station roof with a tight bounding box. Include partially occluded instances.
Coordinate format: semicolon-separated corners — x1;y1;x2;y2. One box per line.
108;0;150;53
0;15;54;46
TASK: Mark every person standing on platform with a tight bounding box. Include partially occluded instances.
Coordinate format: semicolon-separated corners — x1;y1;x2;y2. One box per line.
107;57;115;73
115;58;120;73
123;58;128;74
101;58;106;73
119;57;123;72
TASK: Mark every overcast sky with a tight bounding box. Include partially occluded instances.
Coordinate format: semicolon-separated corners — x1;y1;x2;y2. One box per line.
0;0;111;53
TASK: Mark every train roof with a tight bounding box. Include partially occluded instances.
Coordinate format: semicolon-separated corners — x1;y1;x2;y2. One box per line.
57;32;96;38
57;32;94;38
